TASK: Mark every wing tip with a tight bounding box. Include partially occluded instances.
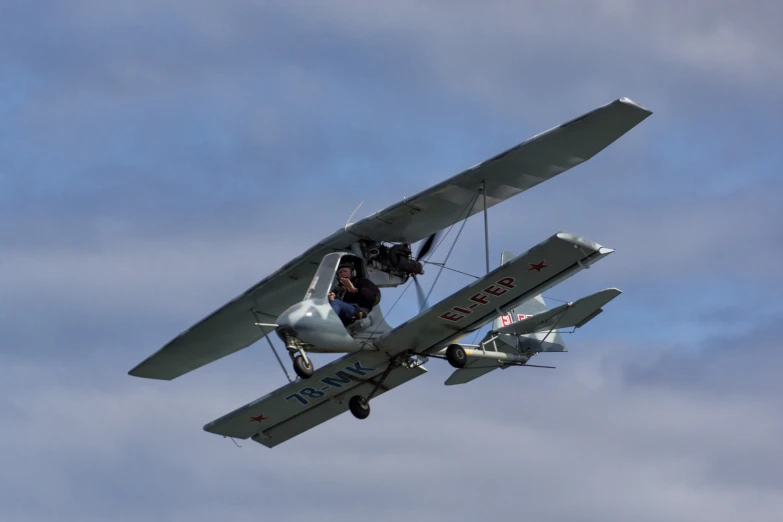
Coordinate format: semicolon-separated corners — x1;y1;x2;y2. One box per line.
617;96;652;115
555;231;605;251
127;363;175;381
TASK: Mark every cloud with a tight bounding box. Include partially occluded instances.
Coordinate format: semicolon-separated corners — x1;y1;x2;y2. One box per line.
2;1;782;521
3;313;782;522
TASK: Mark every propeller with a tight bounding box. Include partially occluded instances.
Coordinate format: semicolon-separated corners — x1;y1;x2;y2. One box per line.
413;276;428;312
415;231;440;263
411;231;443;312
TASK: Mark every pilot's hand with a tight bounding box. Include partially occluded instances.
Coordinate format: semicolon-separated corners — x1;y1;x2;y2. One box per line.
340;277;356;293
328;292;335;302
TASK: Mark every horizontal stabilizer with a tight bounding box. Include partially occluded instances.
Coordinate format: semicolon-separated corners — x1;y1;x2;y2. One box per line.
493;288;621;336
444;289;619;385
445;364;504;386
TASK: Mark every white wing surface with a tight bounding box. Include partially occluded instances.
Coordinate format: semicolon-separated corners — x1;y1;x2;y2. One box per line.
203;351;426;448
347;98;651;243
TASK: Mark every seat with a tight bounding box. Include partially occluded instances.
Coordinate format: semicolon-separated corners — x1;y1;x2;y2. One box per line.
347;308;374;333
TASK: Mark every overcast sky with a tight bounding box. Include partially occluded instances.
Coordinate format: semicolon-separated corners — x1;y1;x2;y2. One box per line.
2;1;782;521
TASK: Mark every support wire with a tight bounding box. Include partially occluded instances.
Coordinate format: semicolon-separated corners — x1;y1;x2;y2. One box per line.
423;190;481;305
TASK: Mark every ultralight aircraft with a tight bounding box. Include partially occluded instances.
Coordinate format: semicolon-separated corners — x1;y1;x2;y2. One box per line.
129;98;652;448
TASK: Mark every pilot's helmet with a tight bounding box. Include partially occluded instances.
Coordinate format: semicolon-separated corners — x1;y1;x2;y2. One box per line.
337;260;355;276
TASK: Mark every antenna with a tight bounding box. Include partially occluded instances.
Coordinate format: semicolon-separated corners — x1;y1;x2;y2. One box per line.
345;200;364;229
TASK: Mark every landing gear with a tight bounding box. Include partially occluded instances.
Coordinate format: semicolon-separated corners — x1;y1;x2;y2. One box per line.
446;344;467;368
348;395;370;419
278;329;315;379
346;353;420;420
292;354;314;379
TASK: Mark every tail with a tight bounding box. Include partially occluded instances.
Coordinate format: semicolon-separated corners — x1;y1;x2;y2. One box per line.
493;251;567;353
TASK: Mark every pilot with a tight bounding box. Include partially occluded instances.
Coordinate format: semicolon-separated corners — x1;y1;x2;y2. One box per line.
329;260;381;326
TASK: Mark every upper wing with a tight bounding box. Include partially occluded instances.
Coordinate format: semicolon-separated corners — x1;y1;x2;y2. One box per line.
344;97;651;243
493;288;622;336
129;98;650;381
203;351;426;448
377;232;614;356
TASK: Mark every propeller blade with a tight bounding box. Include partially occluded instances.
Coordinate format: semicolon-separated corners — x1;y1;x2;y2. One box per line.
416;231;442;261
413;276;428;312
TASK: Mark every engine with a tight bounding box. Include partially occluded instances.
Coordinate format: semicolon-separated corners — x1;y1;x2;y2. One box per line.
357;240;424;282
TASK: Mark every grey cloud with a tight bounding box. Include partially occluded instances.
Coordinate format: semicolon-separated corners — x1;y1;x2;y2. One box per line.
620;317;783;397
2;2;782;521
270;0;783;113
3;321;783;521
4;0;779;247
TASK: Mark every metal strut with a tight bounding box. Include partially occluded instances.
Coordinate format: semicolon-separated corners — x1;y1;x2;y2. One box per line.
482;181;490;274
424;189;481;305
537;305;570;350
365;352;412;401
264;331;294;383
366;362;396;402
252;312;294;383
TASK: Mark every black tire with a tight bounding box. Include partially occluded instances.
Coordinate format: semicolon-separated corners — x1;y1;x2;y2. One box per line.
348;395;370;420
293;355;314;379
446;344;467;369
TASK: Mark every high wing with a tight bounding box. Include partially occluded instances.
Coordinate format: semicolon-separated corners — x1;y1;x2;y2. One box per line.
203;351;426;448
376;232;614;356
492;288;621;336
129;98;651;381
346;98;650;243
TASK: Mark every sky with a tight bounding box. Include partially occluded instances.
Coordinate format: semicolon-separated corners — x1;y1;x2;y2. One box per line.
2;1;782;520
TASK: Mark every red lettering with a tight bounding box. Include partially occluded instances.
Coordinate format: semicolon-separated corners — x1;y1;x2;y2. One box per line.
484;285;508;297
469;293;489;305
501;314;512;326
453;306;472;315
517;314;532;321
440;310;465;322
497;277;516;289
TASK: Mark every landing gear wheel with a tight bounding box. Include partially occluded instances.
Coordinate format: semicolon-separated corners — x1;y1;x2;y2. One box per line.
348;395;371;419
293;355;314;379
446;344;467;369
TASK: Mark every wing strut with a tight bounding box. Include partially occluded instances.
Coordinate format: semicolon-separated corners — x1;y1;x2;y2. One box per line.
252;312;294;383
482;181;490;274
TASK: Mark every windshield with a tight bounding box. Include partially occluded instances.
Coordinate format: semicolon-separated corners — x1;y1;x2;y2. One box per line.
304;252;343;300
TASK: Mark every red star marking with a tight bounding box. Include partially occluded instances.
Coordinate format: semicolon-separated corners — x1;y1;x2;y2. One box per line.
528;261;548;273
249;414;268;423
